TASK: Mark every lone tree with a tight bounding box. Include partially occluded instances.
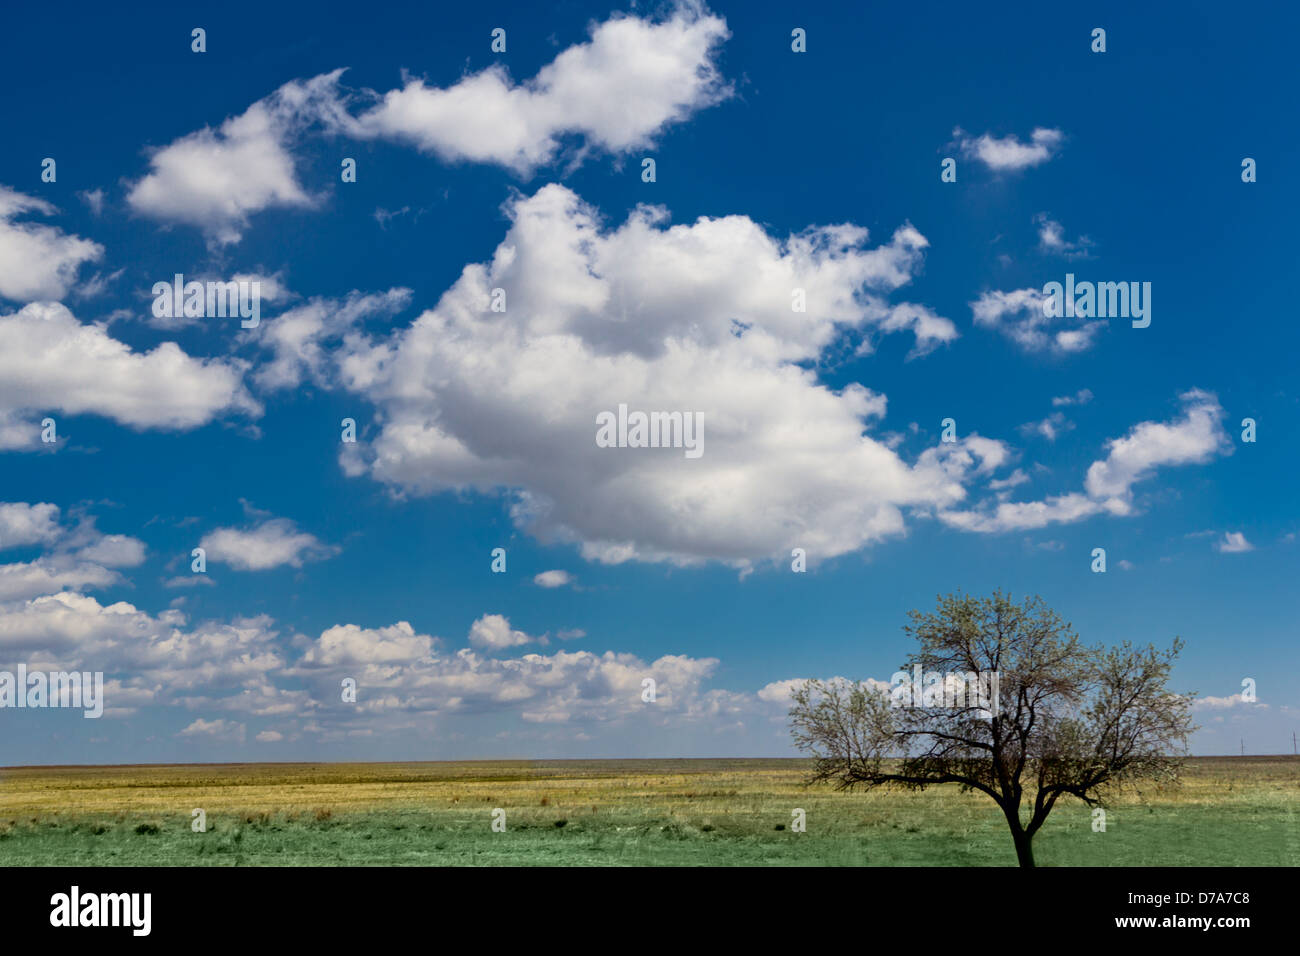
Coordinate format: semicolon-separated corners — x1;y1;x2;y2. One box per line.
789;591;1194;867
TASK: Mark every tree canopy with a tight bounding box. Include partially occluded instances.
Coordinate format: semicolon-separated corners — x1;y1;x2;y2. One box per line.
789;590;1195;866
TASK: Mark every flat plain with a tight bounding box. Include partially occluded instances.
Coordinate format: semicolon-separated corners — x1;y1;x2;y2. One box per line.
0;756;1295;866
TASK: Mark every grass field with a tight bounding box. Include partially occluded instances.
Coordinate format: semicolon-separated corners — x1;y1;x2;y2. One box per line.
0;756;1295;866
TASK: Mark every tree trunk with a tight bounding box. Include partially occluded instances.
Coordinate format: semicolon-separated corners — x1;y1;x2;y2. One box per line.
1011;825;1036;867
1001;803;1036;867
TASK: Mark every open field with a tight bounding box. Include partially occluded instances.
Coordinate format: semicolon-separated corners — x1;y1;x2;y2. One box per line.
0;756;1295;866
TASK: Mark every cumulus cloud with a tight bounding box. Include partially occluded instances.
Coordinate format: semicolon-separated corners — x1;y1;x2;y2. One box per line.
1019;411;1073;442
0;502;62;548
1215;532;1254;554
0;516;800;745
941;391;1230;533
0;579;750;740
0;302;258;448
0;503;148;600
971;288;1105;354
0;186;104;302
1035;213;1093;258
251;287;411;390
756;676;893;708
0;560;123;602
988;469;1030;492
335;184;977;569
533;570;573;588
72;534;146;568
291;618;726;726
0;591;280;683
78;189;105;216
940;492;1119;534
163;575;216;589
1052;388;1093;407
955;126;1063;171
468;613;537;651
178;718;247;743
0;554;1017;748
127;71;349;245
199;517;336;571
1193;693;1262;710
301;621;437;666
1082;390;1230;500
125;5;731;247
342;5;731;174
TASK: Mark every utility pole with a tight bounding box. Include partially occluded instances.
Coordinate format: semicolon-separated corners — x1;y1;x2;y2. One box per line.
1293;731;1296;755
1240;738;1244;757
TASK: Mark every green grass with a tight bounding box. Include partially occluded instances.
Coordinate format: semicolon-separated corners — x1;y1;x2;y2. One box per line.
0;756;1294;866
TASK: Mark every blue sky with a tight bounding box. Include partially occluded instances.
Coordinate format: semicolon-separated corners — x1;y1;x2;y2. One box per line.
0;1;1295;764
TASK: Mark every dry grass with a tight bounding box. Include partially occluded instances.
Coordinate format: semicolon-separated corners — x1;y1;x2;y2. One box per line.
0;757;1294;866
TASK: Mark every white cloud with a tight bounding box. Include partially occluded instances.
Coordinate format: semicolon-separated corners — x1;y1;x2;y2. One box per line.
0;578;751;739
293;620;726;725
127;71;349;245
163;575;216;589
1035;213;1093;258
251;287;411;390
0;186;103;302
336;184;973;569
988;469;1030;492
1019;411;1073;442
200;517;336;571
0;592;288;701
0;302;258;447
863;302;961;358
124;5;730;245
942;391;1230;533
178;718;247;743
0;504;147;599
533;570;573;588
0;502;62;548
940;492;1117;533
1193;694;1262;711
301;621;436;666
1216;532;1254;554
971;287;1105;353
344;5;731;174
1083;390;1229;499
74;534;146;568
756;676;892;706
78;189;105;216
0;410;34;449
232;272;289;304
0;559;123;601
955;127;1063;171
1052;388;1093;407
0;589;300;726
468;613;537;651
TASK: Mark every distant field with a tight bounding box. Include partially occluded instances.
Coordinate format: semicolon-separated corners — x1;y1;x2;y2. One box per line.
0;756;1295;866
